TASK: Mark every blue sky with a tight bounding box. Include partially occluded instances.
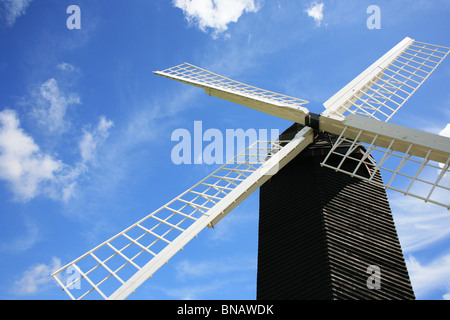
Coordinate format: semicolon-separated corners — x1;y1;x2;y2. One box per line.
0;0;449;300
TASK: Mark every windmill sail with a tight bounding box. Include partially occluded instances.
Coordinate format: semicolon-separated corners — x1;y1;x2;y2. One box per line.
52;127;314;300
320;114;450;209
155;38;449;126
322;37;450;122
154;63;310;123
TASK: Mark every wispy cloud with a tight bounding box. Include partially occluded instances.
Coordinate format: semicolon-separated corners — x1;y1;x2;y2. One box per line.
0;217;41;253
56;62;78;73
175;255;256;281
393;195;450;252
155;254;257;299
13;257;61;296
406;254;450;299
0;61;117;203
0;108;113;202
208;210;255;242
173;0;261;37
157;279;230;300
1;0;33;26
32;78;81;133
305;1;324;27
79;116;114;164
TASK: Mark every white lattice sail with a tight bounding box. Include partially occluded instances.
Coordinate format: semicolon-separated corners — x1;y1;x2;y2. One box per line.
52;128;314;300
323;37;450;122
154;63;310;123
320;114;450;209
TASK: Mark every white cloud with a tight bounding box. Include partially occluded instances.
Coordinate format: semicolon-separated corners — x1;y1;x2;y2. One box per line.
56;62;77;73
13;257;61;296
0;77;115;204
0;109;63;201
406;254;450;299
0;109;113;202
158;279;229;300
6;75;114;202
393;195;450;252
305;1;324;26
173;0;260;37
176;255;255;281
79;116;114;163
1;0;33;26
33;78;81;133
161;254;256;299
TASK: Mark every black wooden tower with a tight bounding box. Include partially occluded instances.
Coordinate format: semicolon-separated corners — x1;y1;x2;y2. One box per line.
257;124;416;300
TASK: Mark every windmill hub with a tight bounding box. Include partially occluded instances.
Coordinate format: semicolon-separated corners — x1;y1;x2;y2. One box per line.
304;112;321;130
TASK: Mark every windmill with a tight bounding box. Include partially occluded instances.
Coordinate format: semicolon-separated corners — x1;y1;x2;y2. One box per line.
52;37;450;300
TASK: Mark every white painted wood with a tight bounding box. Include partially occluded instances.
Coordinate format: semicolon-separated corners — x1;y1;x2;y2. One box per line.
52;128;314;300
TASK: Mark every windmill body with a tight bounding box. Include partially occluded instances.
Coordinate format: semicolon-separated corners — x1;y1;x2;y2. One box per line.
52;37;450;300
257;124;415;299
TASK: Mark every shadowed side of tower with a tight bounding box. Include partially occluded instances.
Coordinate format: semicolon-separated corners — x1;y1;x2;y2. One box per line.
256;124;415;300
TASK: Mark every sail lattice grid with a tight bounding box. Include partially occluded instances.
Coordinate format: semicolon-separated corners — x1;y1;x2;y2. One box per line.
323;39;450;122
321;125;450;209
52;129;314;300
155;62;310;109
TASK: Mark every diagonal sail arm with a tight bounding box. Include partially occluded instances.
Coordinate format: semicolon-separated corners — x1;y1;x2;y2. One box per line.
154;63;310;124
322;37;450;122
320;114;450;209
51;127;314;300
